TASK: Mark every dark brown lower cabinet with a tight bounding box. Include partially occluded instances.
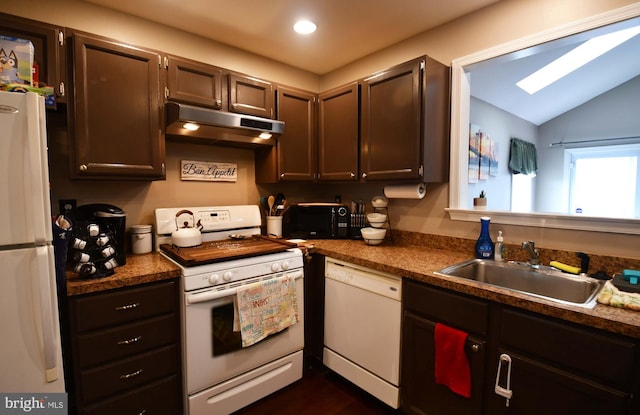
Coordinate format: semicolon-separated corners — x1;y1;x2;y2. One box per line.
487;308;638;414
488;351;628;415
402;311;486;415
82;376;181;415
401;279;640;415
402;279;488;415
67;280;182;415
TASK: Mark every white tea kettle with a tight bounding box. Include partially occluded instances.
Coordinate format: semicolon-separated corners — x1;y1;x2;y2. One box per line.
172;210;202;247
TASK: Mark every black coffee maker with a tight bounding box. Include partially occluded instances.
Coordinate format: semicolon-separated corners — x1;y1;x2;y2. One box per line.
68;204;127;278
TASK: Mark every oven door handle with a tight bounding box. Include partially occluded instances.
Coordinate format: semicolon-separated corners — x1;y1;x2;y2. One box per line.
185;270;304;305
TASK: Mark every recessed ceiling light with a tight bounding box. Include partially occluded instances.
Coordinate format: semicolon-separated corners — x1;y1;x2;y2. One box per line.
517;25;640;94
294;20;317;35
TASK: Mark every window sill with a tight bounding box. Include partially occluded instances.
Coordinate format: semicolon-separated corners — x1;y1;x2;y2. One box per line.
446;208;640;235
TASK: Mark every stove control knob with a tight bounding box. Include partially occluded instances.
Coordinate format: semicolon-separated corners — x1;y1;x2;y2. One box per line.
223;271;233;282
208;274;219;284
281;261;289;270
271;262;281;272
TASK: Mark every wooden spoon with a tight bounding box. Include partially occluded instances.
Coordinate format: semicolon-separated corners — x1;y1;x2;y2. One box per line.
267;195;275;216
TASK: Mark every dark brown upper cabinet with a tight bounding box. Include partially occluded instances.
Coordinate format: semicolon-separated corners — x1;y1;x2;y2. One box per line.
68;32;165;180
228;73;273;118
164;55;223;109
0;12;66;103
360;56;450;182
317;82;360;182
256;86;316;183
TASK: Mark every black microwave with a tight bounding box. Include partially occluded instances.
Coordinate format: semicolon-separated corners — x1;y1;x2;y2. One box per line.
283;203;350;239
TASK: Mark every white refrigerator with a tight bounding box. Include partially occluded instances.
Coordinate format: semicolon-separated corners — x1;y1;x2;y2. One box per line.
0;91;65;393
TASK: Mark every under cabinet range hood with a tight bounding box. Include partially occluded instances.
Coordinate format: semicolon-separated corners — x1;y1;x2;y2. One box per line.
165;102;284;148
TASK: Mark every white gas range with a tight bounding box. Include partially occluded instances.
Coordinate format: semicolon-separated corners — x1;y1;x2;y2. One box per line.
154;205;304;415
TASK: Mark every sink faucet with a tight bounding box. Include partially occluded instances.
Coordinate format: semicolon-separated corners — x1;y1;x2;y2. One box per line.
521;241;539;265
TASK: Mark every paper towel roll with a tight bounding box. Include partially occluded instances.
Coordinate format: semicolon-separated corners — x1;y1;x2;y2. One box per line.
383;183;426;199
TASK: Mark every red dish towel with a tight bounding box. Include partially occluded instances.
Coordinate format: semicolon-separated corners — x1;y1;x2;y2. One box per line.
434;322;472;398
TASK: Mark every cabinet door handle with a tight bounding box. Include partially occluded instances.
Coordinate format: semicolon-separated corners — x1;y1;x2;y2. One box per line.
350;172;355;178
362;172;368;179
494;353;513;407
114;302;140;311
79;164;88;172
471;343;480;352
120;369;144;380
117;335;143;345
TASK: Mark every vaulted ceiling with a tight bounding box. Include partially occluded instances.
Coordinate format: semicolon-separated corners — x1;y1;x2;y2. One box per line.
467;16;640;125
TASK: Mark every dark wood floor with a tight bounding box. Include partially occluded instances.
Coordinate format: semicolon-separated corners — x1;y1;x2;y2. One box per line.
232;363;402;415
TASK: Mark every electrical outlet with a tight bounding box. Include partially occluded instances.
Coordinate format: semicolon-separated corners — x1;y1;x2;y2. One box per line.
59;199;76;215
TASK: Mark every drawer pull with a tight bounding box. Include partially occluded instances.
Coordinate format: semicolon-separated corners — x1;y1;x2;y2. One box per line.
115;302;140;311
138;411;147;415
117;336;143;345
471;343;480;352
120;369;144;380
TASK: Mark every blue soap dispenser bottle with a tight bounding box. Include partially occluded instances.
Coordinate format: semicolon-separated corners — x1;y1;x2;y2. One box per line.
475;216;495;259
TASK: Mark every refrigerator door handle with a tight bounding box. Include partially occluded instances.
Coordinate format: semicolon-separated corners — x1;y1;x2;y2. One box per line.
25;93;53;244
36;246;59;382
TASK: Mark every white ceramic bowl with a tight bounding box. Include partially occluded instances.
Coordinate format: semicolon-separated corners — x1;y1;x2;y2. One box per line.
367;212;387;228
361;227;386;245
371;196;389;208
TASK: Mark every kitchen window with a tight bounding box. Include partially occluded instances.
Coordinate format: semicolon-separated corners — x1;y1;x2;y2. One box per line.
511;173;534;213
567;144;640;218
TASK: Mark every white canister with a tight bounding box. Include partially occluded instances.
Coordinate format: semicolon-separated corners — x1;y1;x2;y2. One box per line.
266;216;283;238
130;224;153;254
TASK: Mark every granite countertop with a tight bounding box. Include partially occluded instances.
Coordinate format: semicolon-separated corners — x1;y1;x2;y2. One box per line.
66;253;181;296
306;238;640;340
65;236;640;340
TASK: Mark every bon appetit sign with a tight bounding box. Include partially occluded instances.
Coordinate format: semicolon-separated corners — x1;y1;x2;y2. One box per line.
181;160;237;182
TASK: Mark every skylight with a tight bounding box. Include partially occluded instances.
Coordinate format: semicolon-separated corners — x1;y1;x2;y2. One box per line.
516;25;640;94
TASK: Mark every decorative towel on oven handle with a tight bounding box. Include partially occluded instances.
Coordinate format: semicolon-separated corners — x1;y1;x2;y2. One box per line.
234;275;299;347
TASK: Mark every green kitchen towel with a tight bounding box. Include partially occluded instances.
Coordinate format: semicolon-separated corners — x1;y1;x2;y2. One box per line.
509;137;538;175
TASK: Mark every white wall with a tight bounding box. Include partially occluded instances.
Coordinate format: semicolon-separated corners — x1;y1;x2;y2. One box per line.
537;75;640;213
469;97;539;211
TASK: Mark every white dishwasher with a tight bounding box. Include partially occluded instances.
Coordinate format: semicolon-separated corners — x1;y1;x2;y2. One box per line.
323;257;402;408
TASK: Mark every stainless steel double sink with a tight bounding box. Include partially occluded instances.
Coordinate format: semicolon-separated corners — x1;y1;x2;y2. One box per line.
436;259;606;308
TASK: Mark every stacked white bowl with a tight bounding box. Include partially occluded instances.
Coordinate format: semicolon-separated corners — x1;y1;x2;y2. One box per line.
361;227;386;245
366;212;387;228
371;196;388;208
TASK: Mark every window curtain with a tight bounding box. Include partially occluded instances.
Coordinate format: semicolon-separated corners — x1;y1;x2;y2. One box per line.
509;137;538;175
